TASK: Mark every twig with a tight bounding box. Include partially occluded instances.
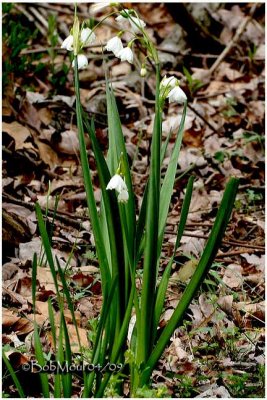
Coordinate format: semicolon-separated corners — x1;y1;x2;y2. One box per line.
183;231;264;251
166;230;264;251
215;248;256;258
208;4;258;76
33;3;76;15
2;193;86;231
14;4;46;37
4;193;264;252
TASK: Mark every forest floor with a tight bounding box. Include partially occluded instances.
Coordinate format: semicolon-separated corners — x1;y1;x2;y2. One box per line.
2;2;265;398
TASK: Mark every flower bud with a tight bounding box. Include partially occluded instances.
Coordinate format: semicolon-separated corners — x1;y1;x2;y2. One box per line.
140;67;147;77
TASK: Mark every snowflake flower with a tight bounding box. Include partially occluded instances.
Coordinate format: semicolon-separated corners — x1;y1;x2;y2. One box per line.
80;28;96;46
61;35;74;51
117;47;133;63
105;36;123;56
106;174;129;203
167;86;187;104
72;54;88;70
160;75;178;90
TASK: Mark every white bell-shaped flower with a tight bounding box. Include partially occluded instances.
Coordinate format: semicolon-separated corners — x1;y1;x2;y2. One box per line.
106;174;129;203
105;36;123;56
118;189;129;203
80;28;96;45
167;86;187;104
160;75;178;90
117;47;133;64
61;35;74;51
72;54;88;70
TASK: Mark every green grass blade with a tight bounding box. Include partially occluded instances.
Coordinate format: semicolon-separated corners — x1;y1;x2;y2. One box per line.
136;128;174;260
36;203;60;296
55;257;82;351
140;177;239;385
138;63;162;364
83;116;126;310
160;127;174;165
61;316;72;398
153;176;194;341
135;183;148;261
95;281;136;398
74;57;110;293
34;323;50;397
84;275;119;397
48;299;61;398
173;175;194;250
32;252;38;313
158;102;187;249
2;352;25;397
48;298;57;353
105;79;135;256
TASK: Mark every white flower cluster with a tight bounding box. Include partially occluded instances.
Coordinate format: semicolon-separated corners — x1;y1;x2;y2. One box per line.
61;27;96;70
105;10;146;64
160;75;187;104
106;174;129;203
105;36;133;63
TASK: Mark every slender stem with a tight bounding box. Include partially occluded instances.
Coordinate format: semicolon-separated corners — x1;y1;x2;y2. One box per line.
136;63;161;370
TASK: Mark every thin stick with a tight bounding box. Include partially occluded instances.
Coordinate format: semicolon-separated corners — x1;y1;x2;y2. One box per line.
208;4;258;76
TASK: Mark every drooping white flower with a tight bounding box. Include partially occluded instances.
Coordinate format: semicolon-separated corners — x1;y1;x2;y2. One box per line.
115;14;128;23
118;189;129;203
105;36;123;56
106;174;129;203
117;47;133;64
61;34;74;51
160;75;178;90
116;11;146;34
72;54;88;70
80;28;96;46
106;174;127;192
167;86;187;104
128;16;146;33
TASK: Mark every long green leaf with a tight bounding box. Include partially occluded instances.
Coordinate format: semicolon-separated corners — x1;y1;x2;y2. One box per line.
135;127;175;260
2;352;25;397
61;315;72;397
34;323;50;397
83;116;126;311
35;203;61;300
105;79;135;257
158;102;187;251
137;63;162;365
84;275;119;397
48;299;61;398
74;57;110;293
32;252;38;313
153;176;194;341
140;177;239;385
